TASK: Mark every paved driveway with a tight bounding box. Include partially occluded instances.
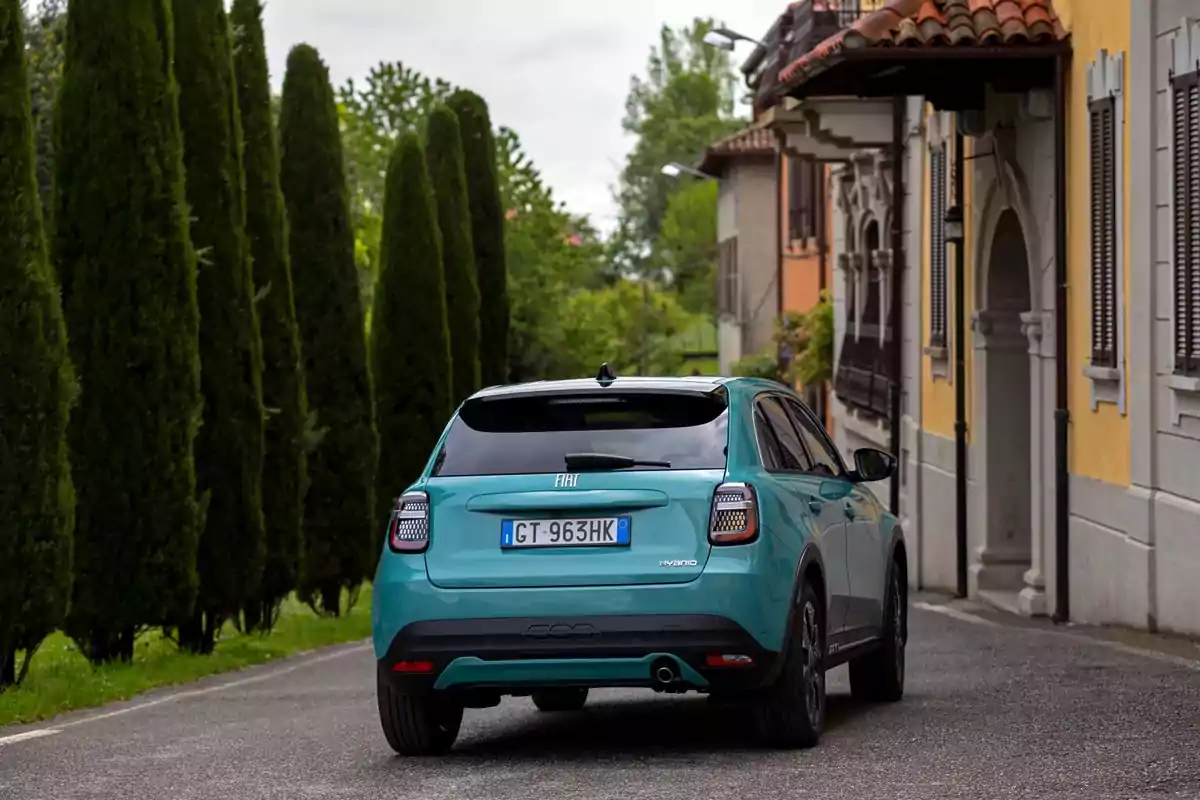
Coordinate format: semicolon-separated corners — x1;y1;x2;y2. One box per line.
2;597;1198;800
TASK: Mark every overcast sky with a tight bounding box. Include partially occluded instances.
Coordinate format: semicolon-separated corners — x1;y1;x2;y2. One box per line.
261;0;788;232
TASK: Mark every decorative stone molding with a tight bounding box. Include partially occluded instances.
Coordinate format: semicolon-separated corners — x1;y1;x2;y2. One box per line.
1020;310;1044;357
1085;48;1127;416
1169;374;1200;426
972;309;1026;352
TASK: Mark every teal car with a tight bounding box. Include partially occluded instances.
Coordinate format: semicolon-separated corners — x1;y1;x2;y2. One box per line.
372;370;907;755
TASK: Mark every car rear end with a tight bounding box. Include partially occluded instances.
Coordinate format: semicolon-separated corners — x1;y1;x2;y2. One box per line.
372;379;787;707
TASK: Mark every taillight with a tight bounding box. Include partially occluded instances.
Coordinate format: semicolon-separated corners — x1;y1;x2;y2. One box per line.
709;482;758;545
387;491;430;553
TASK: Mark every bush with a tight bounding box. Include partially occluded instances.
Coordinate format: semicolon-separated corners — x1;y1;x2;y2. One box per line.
279;44;378;615
425;105;480;406
0;0;75;687
447;90;508;387
171;0;266;652
231;0;309;634
372;135;452;519
55;0;202;663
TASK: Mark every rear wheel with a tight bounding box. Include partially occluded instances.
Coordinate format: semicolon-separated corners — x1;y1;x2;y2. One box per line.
752;581;825;749
849;562;906;703
531;687;589;712
377;672;463;756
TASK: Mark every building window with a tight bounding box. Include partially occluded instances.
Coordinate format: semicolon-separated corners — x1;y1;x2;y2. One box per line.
717;237;740;319
788;156;818;247
929;143;948;349
1172;69;1200;377
1089;94;1118;369
1083;49;1126;413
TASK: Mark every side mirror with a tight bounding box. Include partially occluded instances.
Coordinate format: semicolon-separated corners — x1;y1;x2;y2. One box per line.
850;448;895;483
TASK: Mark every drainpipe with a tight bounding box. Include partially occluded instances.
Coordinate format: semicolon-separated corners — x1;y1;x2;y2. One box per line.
953;128;968;599
817;163;829;425
888;95;906;515
1052;51;1071;623
776;150;786;377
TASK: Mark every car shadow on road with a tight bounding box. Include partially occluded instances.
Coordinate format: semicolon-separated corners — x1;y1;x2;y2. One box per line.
414;691;874;762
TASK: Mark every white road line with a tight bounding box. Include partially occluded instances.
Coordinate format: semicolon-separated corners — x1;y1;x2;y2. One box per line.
0;729;62;746
912;601;999;627
0;640;371;747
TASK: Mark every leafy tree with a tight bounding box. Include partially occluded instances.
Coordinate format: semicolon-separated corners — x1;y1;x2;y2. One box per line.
425;105;479;405
279;44;378;615
372;135;451;519
56;0;202;663
448;90;508;387
653;179;718;315
231;0;310;634
24;0;65;227
612;17;741;277
0;0;75;688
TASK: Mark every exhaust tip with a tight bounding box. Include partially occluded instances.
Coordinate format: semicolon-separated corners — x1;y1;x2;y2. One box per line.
651;657;678;685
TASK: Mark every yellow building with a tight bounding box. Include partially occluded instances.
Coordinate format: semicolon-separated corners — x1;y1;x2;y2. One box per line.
748;0;1200;635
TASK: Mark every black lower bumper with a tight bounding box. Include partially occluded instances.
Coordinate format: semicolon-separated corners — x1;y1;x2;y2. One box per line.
379;614;781;694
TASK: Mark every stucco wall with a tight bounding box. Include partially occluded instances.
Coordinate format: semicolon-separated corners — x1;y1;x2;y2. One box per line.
733;159;781;359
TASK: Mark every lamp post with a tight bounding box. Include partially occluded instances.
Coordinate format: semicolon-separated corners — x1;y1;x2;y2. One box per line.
660;162;717;181
702;27;766;51
945;195;967;599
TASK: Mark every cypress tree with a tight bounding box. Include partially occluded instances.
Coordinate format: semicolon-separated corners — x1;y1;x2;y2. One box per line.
231;0;309;634
425;106;480;406
447;91;508;388
56;0;202;663
0;0;75;687
372;135;452;521
171;0;265;653
279;45;378;615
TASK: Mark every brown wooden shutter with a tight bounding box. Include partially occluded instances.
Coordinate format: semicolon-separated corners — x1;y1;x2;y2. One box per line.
1089;96;1118;369
930;145;947;348
1174;72;1200;376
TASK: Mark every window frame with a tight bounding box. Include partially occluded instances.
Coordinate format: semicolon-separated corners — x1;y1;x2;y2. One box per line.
782;397;848;479
929;142;948;350
1082;49;1127;414
754;395;814;474
1171;68;1200;379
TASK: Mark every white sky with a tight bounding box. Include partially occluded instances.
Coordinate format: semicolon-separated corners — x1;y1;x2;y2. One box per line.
262;0;788;232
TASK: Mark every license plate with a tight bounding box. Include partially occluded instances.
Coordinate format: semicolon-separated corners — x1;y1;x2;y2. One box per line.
500;517;631;549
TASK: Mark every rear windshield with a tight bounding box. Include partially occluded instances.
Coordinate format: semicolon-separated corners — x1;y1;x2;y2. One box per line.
432;391;729;477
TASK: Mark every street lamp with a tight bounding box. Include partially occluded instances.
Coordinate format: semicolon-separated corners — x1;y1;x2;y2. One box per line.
703;27;766;51
661;162;717;181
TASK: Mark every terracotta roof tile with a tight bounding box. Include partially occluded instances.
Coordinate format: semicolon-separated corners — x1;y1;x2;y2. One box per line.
697;126;777;174
779;0;1067;86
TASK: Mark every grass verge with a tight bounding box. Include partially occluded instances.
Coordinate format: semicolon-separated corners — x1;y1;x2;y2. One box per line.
0;585;372;728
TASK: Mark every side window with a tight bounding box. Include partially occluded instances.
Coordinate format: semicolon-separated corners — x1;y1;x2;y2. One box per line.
753;404;784;471
784;398;845;478
757;397;813;472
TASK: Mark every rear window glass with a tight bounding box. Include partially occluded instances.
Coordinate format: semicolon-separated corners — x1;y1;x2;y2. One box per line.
432;391;729;477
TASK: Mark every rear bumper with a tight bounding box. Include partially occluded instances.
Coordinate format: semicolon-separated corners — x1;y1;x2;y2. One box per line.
378;614;779;694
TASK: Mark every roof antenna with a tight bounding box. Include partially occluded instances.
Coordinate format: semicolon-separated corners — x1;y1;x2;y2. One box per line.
595;362;617;386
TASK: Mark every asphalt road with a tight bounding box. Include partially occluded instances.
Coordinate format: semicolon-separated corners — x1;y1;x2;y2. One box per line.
2;598;1199;800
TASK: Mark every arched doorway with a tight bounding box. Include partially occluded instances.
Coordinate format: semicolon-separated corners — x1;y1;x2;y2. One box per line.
971;209;1033;597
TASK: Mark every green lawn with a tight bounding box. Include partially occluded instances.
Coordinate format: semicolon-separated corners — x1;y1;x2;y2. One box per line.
0;585;373;728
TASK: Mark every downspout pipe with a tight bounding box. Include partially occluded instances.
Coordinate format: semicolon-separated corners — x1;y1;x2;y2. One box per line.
776;149;786;376
888;95;906;515
953;128;968;599
1052;51;1071;623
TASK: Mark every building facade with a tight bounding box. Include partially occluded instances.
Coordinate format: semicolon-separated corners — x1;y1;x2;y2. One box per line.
743;0;1200;635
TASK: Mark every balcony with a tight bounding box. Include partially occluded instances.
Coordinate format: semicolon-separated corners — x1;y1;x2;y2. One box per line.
742;1;873;114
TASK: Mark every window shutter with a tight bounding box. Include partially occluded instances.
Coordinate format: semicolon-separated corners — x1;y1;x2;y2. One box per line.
1089;97;1118;369
930;145;947;348
1174;72;1200;375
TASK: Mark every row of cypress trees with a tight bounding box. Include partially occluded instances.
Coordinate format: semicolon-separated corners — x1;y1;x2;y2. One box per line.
372;96;509;515
1;0;510;677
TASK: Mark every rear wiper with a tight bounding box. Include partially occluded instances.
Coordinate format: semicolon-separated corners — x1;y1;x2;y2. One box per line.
564;452;671;471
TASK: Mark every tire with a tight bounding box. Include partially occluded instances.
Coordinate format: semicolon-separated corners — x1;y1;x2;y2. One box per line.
752;581;825;749
377;671;463;756
849;561;906;703
531;688;589;712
